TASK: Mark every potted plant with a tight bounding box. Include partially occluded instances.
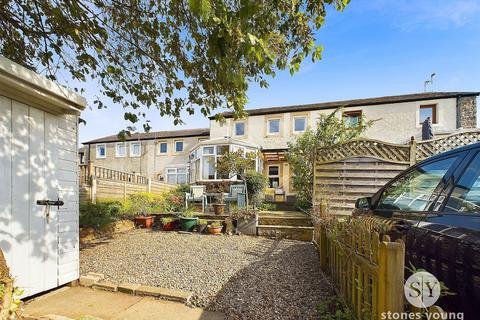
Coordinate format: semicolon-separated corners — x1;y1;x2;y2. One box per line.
130;193;155;229
161;217;176;231
231;208;258;235
208;221;223;234
197;219;208;234
179;208;198;232
212;193;226;215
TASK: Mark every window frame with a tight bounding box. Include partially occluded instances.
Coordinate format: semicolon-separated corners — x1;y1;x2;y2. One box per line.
419;104;437;124
174;140;184;153
115;142;126;158
267;118;281;135
158;141;168;154
234;121;246;136
165;167;188;185
342;110;363;127
130;142;141;157
293;116;307;133
96;144;107;159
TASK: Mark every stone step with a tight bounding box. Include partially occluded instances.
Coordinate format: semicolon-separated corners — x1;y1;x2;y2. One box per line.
257;225;314;242
258;215;312;227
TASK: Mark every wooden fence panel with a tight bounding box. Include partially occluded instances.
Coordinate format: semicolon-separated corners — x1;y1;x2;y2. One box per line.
79;164;175;202
314;157;408;216
314;130;480;215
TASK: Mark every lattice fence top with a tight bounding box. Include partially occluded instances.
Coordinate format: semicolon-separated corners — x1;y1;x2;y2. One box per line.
317;129;480;165
317;139;411;164
416;130;480;161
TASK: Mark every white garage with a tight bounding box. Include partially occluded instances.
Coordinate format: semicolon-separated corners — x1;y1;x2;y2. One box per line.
0;57;86;297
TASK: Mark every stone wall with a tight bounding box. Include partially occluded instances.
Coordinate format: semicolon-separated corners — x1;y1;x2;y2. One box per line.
457;96;477;129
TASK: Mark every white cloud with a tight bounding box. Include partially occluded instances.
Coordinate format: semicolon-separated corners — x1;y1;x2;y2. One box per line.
363;0;480;30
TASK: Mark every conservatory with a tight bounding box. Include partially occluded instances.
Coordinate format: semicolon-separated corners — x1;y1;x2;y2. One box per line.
188;137;262;183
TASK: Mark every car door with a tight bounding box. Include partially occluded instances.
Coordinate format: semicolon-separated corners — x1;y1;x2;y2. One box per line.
368;152;468;225
433;150;480;230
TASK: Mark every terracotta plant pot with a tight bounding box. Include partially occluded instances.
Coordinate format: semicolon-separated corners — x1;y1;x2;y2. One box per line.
134;216;155;229
208;225;223;235
180;217;198;232
163;221;176;231
212;204;226;215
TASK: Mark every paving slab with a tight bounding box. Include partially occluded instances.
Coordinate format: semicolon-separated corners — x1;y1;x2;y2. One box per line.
113;297;224;320
24;287;141;319
24;287;224;320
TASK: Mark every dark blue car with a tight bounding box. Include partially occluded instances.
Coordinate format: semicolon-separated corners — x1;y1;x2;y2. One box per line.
354;142;480;318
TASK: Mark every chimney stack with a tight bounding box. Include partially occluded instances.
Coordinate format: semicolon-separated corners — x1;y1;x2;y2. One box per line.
456;95;477;129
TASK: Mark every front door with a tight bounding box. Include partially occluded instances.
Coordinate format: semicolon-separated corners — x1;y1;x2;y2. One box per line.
0;97;60;297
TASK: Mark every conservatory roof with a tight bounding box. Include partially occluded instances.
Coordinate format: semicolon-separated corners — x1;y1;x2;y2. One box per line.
191;137;259;150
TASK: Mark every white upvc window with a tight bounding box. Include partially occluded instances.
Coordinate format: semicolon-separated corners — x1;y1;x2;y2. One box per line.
159;142;168;154
234;122;245;136
96;144;106;159
166;167;188;184
115;142;126;157
130;142;141;157
268;118;281;135
175;140;184;153
293;116;306;133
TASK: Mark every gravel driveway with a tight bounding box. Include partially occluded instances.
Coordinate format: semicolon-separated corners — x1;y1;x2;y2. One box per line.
80;229;333;320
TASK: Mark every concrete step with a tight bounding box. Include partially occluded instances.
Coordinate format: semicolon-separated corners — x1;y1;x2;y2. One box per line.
257;225;314;242
258;215;312;227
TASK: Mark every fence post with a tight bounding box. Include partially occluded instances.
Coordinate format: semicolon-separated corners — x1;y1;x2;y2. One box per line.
88;161;94;180
91;175;97;204
377;239;405;318
147;178;151;193
409;137;417;166
319;225;328;271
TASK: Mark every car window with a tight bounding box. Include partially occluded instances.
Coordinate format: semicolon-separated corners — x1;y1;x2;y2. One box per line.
444;152;480;214
377;156;458;211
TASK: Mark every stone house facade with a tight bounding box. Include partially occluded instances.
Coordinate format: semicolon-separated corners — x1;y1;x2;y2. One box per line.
83;92;478;199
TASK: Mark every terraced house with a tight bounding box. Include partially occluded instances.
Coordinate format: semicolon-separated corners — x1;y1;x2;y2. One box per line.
83;91;479;200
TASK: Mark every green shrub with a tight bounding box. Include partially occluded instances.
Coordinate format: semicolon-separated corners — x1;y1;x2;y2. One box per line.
258;202;276;211
180;207;197;218
317;296;353;320
198;219;208;225
245;171;268;208
80;200;124;228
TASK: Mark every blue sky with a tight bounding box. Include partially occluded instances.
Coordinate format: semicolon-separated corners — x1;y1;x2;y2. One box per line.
79;0;480;143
